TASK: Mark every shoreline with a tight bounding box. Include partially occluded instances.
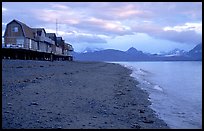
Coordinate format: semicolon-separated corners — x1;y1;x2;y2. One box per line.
2;59;169;129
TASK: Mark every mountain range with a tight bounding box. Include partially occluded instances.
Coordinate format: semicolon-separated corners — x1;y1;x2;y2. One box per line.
73;43;202;61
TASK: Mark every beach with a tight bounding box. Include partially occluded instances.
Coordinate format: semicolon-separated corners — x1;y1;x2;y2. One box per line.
2;59;169;129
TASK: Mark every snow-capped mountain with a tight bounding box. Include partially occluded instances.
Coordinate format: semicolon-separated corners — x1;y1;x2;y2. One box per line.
73;44;202;61
82;47;104;53
161;48;187;57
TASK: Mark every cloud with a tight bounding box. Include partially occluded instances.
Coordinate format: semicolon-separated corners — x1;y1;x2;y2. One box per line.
2;22;7;26
32;6;133;36
2;23;7;35
73;17;132;36
50;3;69;10
163;22;202;34
2;7;7;12
2;2;202;52
28;2;202;39
31;4;82;25
69;34;107;44
159;30;202;44
45;28;107;44
89;3;152;20
132;22;202;44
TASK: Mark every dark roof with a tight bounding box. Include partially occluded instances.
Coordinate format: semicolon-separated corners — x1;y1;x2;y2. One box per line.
56;37;63;41
8;19;35;39
32;28;46;36
46;33;56;38
5;20;73;50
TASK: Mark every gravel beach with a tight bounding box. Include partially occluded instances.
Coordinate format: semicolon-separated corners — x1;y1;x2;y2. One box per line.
2;59;169;129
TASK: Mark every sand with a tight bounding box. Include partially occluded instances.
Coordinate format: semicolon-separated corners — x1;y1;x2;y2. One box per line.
2;59;169;129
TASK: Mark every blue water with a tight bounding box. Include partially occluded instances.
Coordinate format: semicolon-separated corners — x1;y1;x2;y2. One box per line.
111;61;202;129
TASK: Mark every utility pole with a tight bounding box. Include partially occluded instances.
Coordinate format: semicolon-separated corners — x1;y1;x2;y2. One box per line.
56;19;58;36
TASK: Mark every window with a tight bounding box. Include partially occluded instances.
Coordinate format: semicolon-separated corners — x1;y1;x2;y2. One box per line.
12;27;18;32
16;38;24;47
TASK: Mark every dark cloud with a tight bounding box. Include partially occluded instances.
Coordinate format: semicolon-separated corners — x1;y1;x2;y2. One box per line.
158;30;202;44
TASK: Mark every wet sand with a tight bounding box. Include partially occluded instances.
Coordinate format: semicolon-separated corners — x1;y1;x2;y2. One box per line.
2;59;169;129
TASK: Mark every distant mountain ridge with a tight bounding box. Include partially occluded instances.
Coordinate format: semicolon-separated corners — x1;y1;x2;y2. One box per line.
73;44;202;61
82;47;103;53
187;44;202;60
159;48;187;57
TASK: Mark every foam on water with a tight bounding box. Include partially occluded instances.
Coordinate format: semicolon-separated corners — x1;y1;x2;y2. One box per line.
112;61;202;129
153;85;163;92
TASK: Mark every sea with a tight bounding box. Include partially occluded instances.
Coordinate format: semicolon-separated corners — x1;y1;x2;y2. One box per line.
111;61;202;129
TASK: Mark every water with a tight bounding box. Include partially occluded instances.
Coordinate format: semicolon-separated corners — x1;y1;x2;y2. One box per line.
112;61;202;129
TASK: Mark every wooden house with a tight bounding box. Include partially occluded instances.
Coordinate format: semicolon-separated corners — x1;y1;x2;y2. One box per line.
33;28;54;53
46;33;57;54
64;42;74;56
4;19;37;50
56;37;64;55
3;19;74;61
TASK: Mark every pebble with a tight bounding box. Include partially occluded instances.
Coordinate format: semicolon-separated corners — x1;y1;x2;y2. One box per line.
31;80;36;83
36;120;40;123
126;89;131;91
139;109;145;113
4;111;11;113
116;92;125;95
93;116;97;118
57;126;62;129
143;118;154;123
16;66;23;68
23;79;30;82
112;112;117;115
7;102;13;105
131;103;137;106
113;106;119;109
36;77;42;80
131;123;141;129
30;102;38;106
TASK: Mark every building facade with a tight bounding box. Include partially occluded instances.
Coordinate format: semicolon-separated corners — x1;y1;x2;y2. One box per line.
3;19;73;60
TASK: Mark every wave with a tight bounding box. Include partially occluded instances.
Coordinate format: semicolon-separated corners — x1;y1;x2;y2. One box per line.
153;85;163;92
114;62;164;93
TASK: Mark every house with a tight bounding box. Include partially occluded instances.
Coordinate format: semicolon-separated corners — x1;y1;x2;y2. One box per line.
33;28;54;53
46;33;57;54
64;43;74;57
3;19;74;61
4;19;37;49
56;37;65;55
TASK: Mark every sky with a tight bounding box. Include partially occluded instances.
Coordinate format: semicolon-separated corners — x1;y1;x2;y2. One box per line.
2;2;202;53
